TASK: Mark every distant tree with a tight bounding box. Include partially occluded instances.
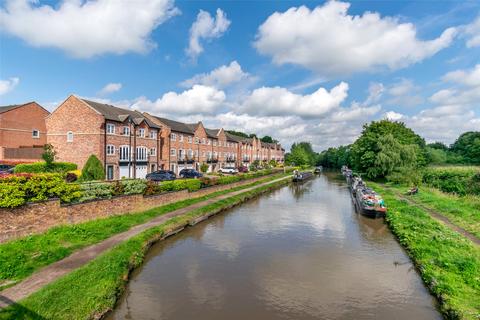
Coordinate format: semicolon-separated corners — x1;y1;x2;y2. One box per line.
426;147;447;165
261;136;278;143
350;120;426;179
42;144;56;169
427;142;448;151
226;130;249;138
373;134;419;178
81;155;105;181
286;142;317;166
451;131;480;164
248;133;257;139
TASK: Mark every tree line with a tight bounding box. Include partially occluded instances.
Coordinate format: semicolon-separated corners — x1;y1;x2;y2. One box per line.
285;119;480;182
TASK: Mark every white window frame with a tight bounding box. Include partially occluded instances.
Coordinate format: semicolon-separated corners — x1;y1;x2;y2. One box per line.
119;145;130;161
150;147;156;156
171;133;177;141
122;126;130;136
138;128;145;138
170;148;176;157
106;144;115;155
194;137;199;144
106;123;115;134
32;129;40;139
136;146;148;161
188;136;192;143
149;130;157;139
179;134;184;142
207;139;211;145
67;131;74;142
213;140;217;146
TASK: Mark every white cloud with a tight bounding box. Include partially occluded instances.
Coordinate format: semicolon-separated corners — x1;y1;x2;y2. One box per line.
132;85;226;115
364;82;384;105
385;78;424;107
99;83;122;96
0;77;19;95
181;61;249;88
330;103;381;122
241;82;349;118
186;8;231;59
254;1;456;76
384;111;405;121
464;16;480;48
0;0;179;58
442;64;480;87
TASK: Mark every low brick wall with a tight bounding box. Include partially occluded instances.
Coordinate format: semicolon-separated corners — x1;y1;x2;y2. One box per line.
0;174;279;243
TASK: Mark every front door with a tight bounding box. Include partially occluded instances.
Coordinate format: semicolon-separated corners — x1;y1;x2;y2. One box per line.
106;165;114;180
135;165;147;179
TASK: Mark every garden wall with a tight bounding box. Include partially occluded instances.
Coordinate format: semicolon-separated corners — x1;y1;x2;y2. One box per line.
0;174;277;243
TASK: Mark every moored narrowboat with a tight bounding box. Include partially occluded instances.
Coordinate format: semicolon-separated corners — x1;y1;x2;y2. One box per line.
292;171;314;182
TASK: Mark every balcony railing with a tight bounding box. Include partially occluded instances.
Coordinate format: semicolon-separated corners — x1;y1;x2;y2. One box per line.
206;157;218;163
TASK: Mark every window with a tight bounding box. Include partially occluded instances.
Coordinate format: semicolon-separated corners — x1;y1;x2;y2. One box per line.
171;133;176;141
188;149;193;158
188;136;192;143
202;138;206;144
119;146;130;161
32;129;40;138
106;145;115;155
136;146;147;161
149;130;157;139
194;137;199;144
179;134;183;142
106;165;114;180
170;148;176;156
213;140;217;146
202;151;206;157
138;128;145;137
67;131;74;142
122;126;130;136
106;123;115;134
150;148;156;156
178;149;184;159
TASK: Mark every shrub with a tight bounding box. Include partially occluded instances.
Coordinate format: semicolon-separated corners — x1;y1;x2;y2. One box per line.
14;162;77;174
81;155;105;181
41;143;56;169
77;182;112;202
157;179;202;193
0;173;81;207
122;179;147;195
65;172;78;182
422;167;479;195
111;181;125;196
144;181;160;196
200;163;209;173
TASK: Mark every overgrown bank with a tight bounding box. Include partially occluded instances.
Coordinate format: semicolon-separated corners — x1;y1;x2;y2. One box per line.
370;182;480;320
0;178;290;320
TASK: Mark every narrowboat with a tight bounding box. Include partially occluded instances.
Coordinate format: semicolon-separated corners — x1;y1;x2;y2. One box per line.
292;171;314;182
354;185;387;218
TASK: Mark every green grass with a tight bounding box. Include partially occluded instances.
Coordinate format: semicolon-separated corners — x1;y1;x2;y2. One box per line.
0;179;289;320
0;173;288;287
386;184;480;239
370;182;480;320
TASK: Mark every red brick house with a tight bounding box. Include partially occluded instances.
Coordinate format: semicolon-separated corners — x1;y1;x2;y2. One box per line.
0;102;49;162
46;95;160;179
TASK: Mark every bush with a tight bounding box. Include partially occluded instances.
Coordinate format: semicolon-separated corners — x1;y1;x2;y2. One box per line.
0;173;81;208
200;163;209;173
77;182;113;202
157;179;202;193
122;179;147;195
14;162;77;174
81;155;105;181
422;167;480;195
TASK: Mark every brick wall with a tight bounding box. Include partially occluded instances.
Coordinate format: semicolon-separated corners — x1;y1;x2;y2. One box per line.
0;173;280;243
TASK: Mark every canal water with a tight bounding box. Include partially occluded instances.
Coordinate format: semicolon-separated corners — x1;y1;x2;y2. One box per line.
107;173;441;320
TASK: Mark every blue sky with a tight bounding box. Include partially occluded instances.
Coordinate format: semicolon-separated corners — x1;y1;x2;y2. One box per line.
1;0;479;150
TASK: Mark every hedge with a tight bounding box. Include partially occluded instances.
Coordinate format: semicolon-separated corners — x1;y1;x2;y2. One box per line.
14;162;77;174
422;166;480;195
0;174;81;208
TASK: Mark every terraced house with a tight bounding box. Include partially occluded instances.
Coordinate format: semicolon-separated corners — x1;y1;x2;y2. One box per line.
46;96;161;180
46;96;284;179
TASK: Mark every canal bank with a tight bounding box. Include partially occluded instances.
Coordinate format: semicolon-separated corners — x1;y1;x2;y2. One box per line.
106;173;442;320
0;175;291;320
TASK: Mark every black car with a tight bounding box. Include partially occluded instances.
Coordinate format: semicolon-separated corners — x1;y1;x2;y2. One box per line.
179;169;202;179
146;170;176;182
0;164;14;174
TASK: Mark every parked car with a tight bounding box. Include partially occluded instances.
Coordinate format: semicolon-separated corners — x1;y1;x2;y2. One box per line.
179;169;203;179
238;166;248;173
219;167;238;174
0;164;14;174
146;170;176;182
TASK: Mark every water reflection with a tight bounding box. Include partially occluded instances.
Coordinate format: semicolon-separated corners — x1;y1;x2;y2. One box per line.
107;173;441;320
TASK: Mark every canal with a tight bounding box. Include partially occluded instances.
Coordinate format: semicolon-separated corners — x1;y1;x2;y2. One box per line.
107;173;441;320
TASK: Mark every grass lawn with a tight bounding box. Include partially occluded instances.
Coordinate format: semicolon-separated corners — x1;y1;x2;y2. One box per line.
370;182;480;320
386;184;480;239
0;179;289;320
0;173;288;288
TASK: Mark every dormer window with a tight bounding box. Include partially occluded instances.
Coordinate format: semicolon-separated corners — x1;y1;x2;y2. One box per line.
171;133;177;141
149;130;157;139
138;128;145;137
122;126;130;136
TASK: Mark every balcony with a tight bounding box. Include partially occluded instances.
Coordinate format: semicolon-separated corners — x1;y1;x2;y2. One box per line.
226;157;236;163
206;157;218;163
177;157;195;164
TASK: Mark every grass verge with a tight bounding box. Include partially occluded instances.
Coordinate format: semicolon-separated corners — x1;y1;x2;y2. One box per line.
370;182;480;320
0;178;289;320
0;173;289;288
385;184;480;239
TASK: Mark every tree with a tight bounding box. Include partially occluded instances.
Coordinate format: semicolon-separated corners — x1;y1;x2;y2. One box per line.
81;155;105;181
451;131;480;164
350;120;427;178
427;142;448;151
226;130;249;138
426;147;447;164
373;134;419;178
42;144;56;169
261;136;278;143
285;142;317;166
